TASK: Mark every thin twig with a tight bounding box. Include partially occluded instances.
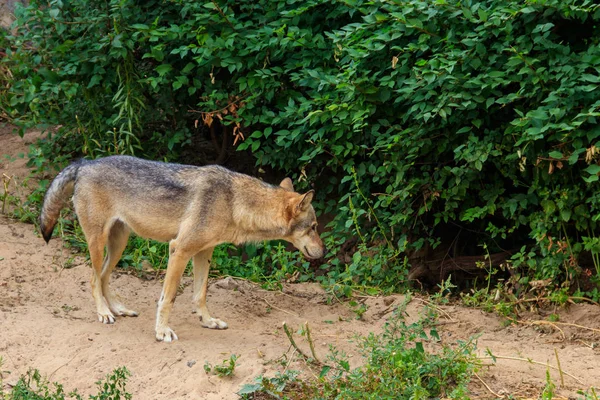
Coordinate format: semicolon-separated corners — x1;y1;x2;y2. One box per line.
414;297;455;321
534;320;566;341
575;339;595;349
433;320;459;326
187;95;247;116
482;355;583;384
50;352;79;378
515;296;600;307
474;372;504;398
211;0;234;28
262;298;299;317
283;347;297;374
514;318;600;335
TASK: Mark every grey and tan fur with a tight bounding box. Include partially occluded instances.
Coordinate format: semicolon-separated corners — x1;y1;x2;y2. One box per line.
40;155;325;342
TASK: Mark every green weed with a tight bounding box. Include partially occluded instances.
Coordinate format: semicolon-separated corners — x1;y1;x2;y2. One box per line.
0;367;131;400
204;354;239;378
579;387;599;400
240;298;480;399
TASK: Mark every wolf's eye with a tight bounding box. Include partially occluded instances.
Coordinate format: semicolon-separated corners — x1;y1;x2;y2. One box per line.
311;224;318;231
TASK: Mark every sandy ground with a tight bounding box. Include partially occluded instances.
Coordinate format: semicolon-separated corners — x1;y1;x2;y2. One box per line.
0;126;599;399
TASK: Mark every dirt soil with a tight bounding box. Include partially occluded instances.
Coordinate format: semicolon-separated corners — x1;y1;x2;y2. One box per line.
0;125;599;399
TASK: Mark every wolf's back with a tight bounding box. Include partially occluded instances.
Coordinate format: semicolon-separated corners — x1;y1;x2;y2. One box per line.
39;161;84;243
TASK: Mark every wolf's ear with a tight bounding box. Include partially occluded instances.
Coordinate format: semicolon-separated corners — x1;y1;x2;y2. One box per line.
280;177;294;192
296;190;314;213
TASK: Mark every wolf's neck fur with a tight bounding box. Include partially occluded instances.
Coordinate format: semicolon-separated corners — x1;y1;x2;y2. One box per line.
230;187;290;244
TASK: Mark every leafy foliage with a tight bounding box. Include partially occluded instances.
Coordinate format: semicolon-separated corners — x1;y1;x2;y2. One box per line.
4;0;600;289
0;367;131;400
239;299;479;399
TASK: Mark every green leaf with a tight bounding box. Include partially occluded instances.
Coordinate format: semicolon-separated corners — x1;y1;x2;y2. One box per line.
568;152;580;165
532;23;554;34
111;35;122;49
406;18;423;29
155;64;172;76
477;8;488;22
339;360;350;371
583;175;599;183
87;74;102;89
238;384;262;395
415;342;425;353
319;365;331;378
541;200;556;214
548;151;563;159
560;209;571;222
528;109;548;121
581;74;600;83
584;164;600;175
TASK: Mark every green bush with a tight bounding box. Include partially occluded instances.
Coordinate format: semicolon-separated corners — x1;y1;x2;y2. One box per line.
4;0;600;290
0;367;131;400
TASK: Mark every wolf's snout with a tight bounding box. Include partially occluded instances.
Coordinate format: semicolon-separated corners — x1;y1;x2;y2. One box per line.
321;245;327;258
304;244;326;260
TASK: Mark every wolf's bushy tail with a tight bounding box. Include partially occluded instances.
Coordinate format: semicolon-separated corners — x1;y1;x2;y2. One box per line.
39;161;82;243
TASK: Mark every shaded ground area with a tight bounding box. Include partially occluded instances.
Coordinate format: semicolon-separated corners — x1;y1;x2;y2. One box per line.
0;125;598;398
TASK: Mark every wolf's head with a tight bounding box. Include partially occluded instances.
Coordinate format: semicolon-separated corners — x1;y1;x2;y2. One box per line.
280;178;326;260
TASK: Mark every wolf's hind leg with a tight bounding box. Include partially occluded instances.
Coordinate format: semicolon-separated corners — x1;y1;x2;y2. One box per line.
87;233;115;324
192;247;227;329
101;220;137;317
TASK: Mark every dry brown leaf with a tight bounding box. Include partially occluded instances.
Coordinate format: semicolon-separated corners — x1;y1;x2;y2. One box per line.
202;114;213;127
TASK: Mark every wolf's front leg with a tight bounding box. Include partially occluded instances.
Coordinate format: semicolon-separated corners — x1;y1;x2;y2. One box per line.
192;248;228;329
155;242;192;342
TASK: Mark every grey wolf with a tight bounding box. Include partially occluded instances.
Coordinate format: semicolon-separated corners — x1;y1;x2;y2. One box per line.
40;155;325;342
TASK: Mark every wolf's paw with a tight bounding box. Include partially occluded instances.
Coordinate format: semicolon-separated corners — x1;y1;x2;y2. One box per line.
156;326;178;342
201;317;228;330
109;302;138;317
98;311;116;324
